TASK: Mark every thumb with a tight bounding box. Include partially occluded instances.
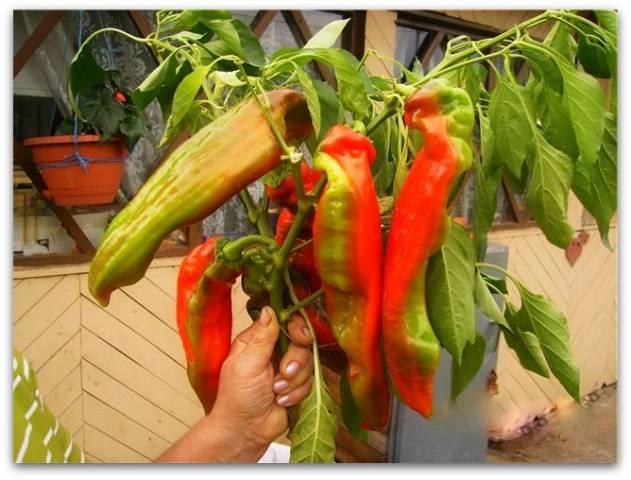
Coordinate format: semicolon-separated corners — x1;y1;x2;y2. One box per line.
231;307;280;367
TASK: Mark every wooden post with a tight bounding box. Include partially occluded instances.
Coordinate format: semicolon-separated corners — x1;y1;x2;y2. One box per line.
14;11;66;78
250;10;278;38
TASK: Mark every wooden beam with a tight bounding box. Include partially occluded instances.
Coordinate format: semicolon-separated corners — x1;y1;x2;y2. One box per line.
396;10;499;39
341;11;366;60
129;11;159;63
14;11;66;78
250;10;278;38
421;31;445;71
14;138;96;254
501;176;528;224
281;10;336;86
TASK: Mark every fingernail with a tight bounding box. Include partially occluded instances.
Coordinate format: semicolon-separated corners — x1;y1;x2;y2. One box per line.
259;307;272;326
277;395;290;406
285;361;299;377
302;326;311;339
273;379;288;392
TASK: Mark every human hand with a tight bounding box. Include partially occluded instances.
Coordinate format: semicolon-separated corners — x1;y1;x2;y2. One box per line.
158;306;314;463
209;306;313;461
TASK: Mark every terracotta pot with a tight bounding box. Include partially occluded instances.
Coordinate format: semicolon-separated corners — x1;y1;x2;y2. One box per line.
23;134;127;206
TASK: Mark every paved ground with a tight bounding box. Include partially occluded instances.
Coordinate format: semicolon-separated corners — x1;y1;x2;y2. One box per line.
487;384;617;463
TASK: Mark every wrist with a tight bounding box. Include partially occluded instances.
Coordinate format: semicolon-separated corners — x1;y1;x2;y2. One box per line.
203;409;269;463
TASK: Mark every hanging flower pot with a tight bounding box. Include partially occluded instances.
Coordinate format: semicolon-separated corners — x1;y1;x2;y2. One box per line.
23;134;127;206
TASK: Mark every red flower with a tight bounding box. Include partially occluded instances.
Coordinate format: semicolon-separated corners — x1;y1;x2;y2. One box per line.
113;91;127;104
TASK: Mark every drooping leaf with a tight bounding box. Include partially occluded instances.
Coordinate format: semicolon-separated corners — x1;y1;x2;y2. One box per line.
296;69;321;139
473;270;509;331
211;70;245;88
526;131;575;248
451;333;486;400
572;112;617;246
517;285;581;401
544;22;577;63
158;10;233;36
487;76;535;177
305;79;340;150
426;220;477;364
68;39;106;116
339;371;369;442
231;17;266;66
481;271;507;295
371;118;396;197
304;19;349;49
132;50;180;110
159;65;211;147
535;81;579;160
501;303;550;377
289;357;338;463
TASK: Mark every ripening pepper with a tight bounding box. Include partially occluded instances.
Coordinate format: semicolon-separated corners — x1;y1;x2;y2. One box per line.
382;79;474;417
89;89;312;306
176;236;239;413
266;162;323;208
312;124;391;430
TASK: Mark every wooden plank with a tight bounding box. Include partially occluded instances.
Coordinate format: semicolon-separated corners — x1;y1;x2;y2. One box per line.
121;277;178;331
13;275;79;350
80;274;186;367
23;299;80;372
341;11;366;59
81;298;198;403
39;365;81;418
12;276;62;322
14;11;66;77
81;360;188;443
35;332;81;398
144;267;178;300
250;10;278;37
83;393;171;460
74;427;85;453
85;453;103;463
84;425;150;463
59;396;83;436
81;329;203;427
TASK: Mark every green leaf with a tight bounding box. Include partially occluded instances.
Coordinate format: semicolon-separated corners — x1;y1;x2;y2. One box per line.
535;81;579;160
526;132;575;248
473;107;500;259
159;65;211;147
556;54;605;167
371;118;397;197
544;22;577;63
451;333;486;400
519;42;564;94
159;10;232;36
270;48;369;118
595;10;618;41
473;270;509;331
481;271;507;295
305;79;340;150
68;39;106;117
572;112;617;246
426;220;477;363
487;76;535;177
502;303;550;377
132;50;179;110
577;33;612;78
304;19;349;49
296;69;321;139
231;17;266;67
339;371;370;442
289;357;338;463
211;70;245;87
517;285;581;401
261;161;292;188
442;64;484;106
79;89;125;137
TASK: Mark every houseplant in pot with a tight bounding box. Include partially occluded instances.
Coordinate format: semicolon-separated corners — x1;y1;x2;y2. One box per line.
23;68;149;206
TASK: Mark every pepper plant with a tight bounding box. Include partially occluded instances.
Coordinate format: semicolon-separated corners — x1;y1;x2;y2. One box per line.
69;9;617;463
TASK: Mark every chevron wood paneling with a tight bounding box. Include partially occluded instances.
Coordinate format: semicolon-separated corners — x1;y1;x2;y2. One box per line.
487;225;618;440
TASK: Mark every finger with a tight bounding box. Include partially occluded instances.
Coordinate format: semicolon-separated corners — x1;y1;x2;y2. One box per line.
276;377;313;407
287;315;313;348
273;347;313;394
278;341;312;380
230;307;279;366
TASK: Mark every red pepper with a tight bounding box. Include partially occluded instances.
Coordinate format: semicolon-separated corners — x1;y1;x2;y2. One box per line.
176;236;239;413
266;162;323;208
382;80;474;417
313;124;391;430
